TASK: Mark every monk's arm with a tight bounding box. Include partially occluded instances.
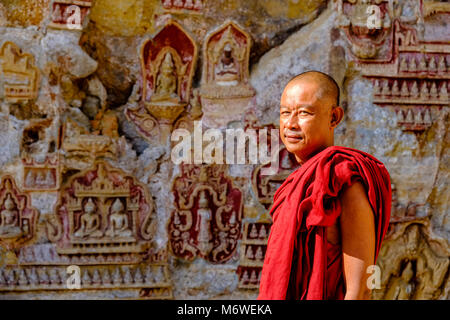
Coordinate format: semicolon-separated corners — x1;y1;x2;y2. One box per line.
340;181;375;300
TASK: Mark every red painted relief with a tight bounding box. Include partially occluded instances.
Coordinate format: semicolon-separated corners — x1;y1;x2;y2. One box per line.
47;161;156;255
0;176;39;247
169;164;242;263
337;0;449;132
22;154;60;192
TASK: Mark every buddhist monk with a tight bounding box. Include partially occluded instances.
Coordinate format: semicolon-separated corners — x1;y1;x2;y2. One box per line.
258;71;391;300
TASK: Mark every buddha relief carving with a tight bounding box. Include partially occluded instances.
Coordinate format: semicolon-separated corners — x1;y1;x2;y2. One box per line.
169;164;243;263
202;22;252;95
153;52;180;104
0;194;21;237
214;41;240;86
200;21;255;128
106;198;132;238
195;191;213;256
0;176;38;245
74;198;103;239
140;21;197;121
47;161;155;254
126;21;197;142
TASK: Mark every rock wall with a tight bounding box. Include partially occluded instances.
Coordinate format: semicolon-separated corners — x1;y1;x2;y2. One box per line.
0;0;448;299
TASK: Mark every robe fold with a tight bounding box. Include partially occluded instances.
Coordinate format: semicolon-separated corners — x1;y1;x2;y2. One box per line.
257;146;392;300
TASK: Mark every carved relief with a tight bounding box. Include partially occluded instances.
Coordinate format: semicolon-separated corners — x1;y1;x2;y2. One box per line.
337;1;449;132
0;263;172;299
200;21;255;128
126;21;198;142
12;158;172;297
162;0;203;12
373;223;449;300
62;118;118;169
47;161;156;254
0;176;38;246
169;164;243;263
423;1;450;17
49;0;93;31
337;0;393;59
7;244;172;299
172;89;204;133
22;154;60;192
386;183;431;238
237;221;271;289
0;42;39;102
137;21;196;124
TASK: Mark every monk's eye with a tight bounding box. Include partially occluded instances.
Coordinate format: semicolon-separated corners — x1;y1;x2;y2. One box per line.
280;111;291;116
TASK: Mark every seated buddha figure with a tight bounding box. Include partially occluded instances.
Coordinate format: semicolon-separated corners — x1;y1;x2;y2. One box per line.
214;42;239;85
152;52;179;103
0;193;22;237
74;198;103;239
105;198;132;238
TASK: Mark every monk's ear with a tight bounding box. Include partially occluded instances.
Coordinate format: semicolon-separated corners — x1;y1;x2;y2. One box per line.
330;106;344;128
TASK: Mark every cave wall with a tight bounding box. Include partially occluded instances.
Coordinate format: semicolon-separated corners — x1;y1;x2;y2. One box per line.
0;0;448;299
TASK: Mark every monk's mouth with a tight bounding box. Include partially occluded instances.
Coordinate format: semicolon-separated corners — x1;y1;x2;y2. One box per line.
284;135;304;143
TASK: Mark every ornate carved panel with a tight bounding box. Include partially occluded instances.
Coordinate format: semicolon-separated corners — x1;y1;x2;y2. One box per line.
336;0;449;132
0;42;39;102
12;161;175;298
337;0;393;60
169;164;243;263
49;0;93;31
126;20;198;141
140;21;197;123
62;118;118;170
373;222;449;300
22;154;60;192
237;221;271;289
0;246;172;299
0;176;39;247
200;21;255;128
47;161;156;255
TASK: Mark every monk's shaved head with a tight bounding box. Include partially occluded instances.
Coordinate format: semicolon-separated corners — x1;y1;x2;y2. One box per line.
286;71;340;107
279;70;344;164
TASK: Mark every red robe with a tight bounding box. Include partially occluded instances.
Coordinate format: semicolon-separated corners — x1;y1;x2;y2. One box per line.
258;146;391;300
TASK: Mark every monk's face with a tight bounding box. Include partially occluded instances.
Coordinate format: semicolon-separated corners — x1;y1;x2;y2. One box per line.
280;80;341;164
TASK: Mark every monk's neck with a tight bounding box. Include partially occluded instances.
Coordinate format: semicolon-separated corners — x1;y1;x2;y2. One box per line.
295;144;334;165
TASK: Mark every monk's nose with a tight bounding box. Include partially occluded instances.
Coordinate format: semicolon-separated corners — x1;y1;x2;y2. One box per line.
285;112;299;130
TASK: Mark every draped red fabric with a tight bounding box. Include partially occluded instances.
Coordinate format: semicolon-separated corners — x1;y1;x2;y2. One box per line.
257;146;392;300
